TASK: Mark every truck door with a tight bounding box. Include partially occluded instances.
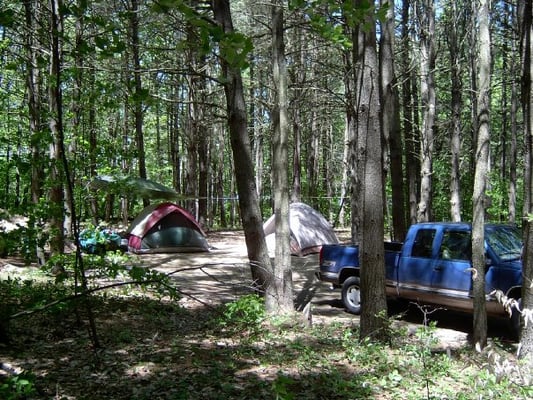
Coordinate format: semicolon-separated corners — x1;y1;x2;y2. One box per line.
432;229;472;295
398;228;436;291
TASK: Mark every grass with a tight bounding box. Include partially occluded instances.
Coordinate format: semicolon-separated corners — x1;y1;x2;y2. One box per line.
0;246;532;400
1;279;532;400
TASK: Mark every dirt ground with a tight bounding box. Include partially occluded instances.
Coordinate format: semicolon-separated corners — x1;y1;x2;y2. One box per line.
133;230;472;351
0;230;522;400
1;229;512;350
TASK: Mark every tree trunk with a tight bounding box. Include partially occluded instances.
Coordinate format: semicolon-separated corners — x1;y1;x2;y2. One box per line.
401;0;419;226
417;0;436;223
268;0;294;314
519;0;533;363
379;0;406;241
447;0;463;222
129;0;148;208
472;0;491;350
509;2;519;224
290;31;303;203
292;116;302;203
48;0;65;256
23;0;46;265
211;0;273;293
355;6;387;341
345;15;359;243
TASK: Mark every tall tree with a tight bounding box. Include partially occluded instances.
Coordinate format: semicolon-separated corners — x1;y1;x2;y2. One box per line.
379;0;406;240
472;0;491;349
519;0;533;363
508;2;519;224
446;0;463;222
355;4;387;340
341;10;358;234
400;0;420;225
23;0;46;265
184;14;210;224
269;0;294;314
48;0;65;256
211;0;274;296
416;0;436;222
129;0;148;207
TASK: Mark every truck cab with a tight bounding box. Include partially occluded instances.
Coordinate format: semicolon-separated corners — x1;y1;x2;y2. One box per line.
317;222;523;331
393;223;522;316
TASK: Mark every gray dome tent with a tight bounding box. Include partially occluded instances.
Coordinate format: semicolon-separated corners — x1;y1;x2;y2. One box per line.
263;202;339;256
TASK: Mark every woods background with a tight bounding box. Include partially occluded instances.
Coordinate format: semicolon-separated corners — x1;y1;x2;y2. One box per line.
0;0;526;252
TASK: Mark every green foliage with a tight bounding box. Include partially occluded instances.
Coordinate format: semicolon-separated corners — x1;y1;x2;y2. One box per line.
0;277;73;343
219;294;265;333
42;250;180;301
271;373;296;400
1;282;530;399
289;0;388;49
0;373;37;400
218;31;253;69
0;229;20;258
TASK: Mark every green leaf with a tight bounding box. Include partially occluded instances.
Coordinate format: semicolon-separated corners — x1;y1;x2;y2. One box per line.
0;9;16;28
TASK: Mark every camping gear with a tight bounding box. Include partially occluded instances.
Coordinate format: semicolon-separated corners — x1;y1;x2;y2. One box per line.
263;202;339;256
91;175;179;200
79;227;122;255
126;203;209;253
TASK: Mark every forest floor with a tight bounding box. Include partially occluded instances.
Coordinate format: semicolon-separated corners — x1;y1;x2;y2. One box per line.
0;230;526;399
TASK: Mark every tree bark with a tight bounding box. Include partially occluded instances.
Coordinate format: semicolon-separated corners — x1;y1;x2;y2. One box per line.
23;0;46;265
400;0;419;226
129;0;148;208
355;6;387;341
509;2;519;224
211;0;273;294
519;0;533;363
379;0;406;241
447;0;463;222
472;0;491;349
48;0;65;256
417;0;436;223
269;0;294;314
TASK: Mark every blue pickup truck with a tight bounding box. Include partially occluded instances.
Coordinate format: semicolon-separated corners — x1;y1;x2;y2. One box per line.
317;222;523;330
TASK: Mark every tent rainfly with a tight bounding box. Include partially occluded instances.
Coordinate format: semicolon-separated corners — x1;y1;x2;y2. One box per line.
263;202;339;256
126;202;209;253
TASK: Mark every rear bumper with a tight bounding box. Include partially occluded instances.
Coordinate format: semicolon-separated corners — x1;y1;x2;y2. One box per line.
315;270;340;285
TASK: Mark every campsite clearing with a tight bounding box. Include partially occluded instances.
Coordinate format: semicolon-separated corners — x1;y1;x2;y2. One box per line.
135;230;470;349
2;230;523;400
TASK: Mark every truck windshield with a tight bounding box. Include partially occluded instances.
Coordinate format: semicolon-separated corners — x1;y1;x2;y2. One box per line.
485;226;522;261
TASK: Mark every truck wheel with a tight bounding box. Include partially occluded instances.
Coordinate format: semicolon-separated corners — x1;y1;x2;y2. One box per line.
341;276;361;315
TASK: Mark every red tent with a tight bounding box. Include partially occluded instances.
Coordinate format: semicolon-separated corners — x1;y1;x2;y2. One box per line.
126;203;209;253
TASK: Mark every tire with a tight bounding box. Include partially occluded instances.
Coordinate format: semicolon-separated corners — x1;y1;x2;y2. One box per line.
341;276;362;315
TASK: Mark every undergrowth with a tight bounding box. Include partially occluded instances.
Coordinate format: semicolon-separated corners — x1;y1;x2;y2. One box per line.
0;275;532;399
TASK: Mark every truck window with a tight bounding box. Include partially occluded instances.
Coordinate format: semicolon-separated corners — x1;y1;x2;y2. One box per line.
485;225;522;261
411;229;436;258
439;230;471;260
